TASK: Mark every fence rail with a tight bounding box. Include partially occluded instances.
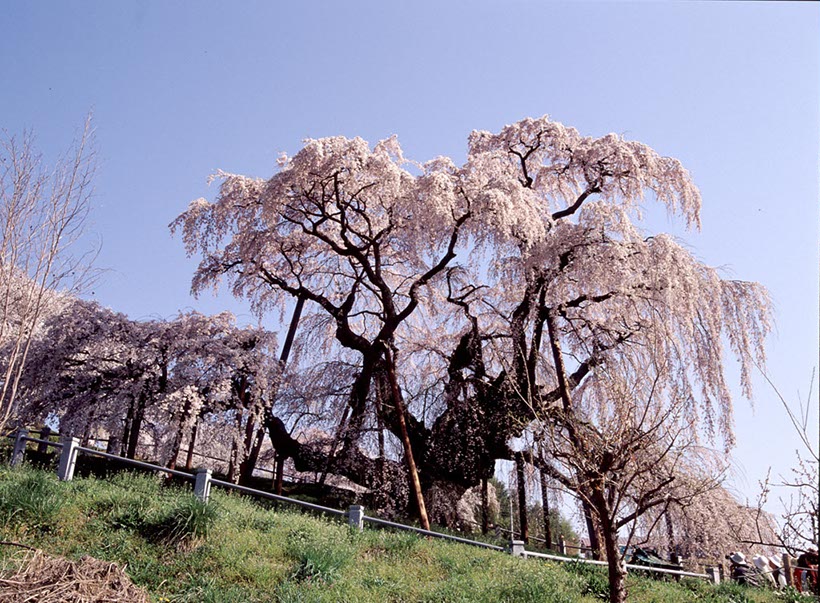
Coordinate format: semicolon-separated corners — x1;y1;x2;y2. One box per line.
523;549;710;579
78;446;193;479
210;478;347;517
5;428;301;483
362;515;506;551
23;436;63;449
5;428;720;583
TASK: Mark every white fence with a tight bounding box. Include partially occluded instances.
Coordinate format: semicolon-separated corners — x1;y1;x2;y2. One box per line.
6;427;717;583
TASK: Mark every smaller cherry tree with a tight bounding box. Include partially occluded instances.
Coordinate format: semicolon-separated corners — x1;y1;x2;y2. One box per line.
14;298;147;451
641;483;779;564
15;299;280;477
158;311;280;480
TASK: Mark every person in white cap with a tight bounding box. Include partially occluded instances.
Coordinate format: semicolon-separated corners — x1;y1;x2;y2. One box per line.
752;554;775;585
768;555;786;588
727;551;760;586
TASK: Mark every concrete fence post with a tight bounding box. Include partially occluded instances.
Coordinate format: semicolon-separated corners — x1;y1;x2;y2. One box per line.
558;534;566;555
11;429;28;467
347;505;364;530
37;426;52;454
706;566;720;585
57;436;80;481
194;468;212;503
510;540;526;558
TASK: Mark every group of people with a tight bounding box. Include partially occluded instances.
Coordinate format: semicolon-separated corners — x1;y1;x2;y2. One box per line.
727;548;818;594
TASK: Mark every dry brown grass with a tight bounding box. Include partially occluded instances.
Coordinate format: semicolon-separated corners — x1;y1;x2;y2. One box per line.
0;543;149;603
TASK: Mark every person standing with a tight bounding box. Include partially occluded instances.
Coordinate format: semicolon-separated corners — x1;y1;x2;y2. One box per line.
768;555;787;588
728;552;760;587
795;547;819;594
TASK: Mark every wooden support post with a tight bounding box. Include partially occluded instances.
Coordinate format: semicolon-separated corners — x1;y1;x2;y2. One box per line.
515;451;529;544
670;552;680;565
783;553;793;587
57;436;79;481
273;453;285;494
184;420;198;472
670;553;681;582
540;467;552;550
481;477;489;535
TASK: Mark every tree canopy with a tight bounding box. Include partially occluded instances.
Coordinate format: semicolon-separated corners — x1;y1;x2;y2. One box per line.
1;115;774;603
170;115;773;602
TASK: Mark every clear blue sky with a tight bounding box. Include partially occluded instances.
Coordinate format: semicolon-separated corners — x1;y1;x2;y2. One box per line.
1;1;818;513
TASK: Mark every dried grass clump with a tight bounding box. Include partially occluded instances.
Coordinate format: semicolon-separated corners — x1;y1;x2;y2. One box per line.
0;546;149;603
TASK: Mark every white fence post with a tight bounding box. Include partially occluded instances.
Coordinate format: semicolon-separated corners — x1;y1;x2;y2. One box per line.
706;566;720;584
57;436;80;481
11;429;28;467
194;468;212;503
347;505;364;530
558;534;566;555
510;540;526;558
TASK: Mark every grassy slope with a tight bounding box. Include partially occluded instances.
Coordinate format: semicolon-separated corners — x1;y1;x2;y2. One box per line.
0;466;812;603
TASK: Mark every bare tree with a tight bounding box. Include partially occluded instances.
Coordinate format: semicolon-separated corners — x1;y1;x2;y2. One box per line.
0;118;97;433
749;371;819;556
533;361;728;602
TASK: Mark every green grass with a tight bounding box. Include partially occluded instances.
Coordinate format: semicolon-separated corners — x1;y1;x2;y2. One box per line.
0;468;64;530
0;466;813;603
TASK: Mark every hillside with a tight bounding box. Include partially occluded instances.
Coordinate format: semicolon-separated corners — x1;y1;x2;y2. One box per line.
0;467;810;603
